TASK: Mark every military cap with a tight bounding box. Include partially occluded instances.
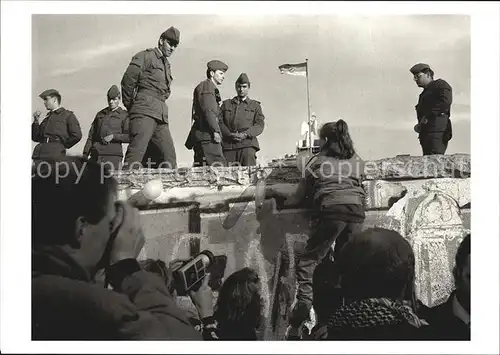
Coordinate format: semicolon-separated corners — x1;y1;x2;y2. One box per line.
39;89;60;99
161;26;180;45
410;63;431;75
207;60;228;72
236;73;250;85
107;85;120;99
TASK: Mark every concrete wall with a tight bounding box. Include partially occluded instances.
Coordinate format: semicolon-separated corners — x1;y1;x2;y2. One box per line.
115;154;471;339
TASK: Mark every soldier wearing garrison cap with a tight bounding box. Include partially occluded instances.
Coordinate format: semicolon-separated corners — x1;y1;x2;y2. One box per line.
185;60;229;167
219;73;265;166
410;63;453;155
32;89;82;163
121;26;181;170
82;85;129;170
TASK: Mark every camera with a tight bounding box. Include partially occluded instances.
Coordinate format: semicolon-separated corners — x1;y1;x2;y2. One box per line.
172;250;227;296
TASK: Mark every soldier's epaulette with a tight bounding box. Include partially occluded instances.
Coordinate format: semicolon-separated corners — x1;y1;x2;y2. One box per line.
251;99;261;105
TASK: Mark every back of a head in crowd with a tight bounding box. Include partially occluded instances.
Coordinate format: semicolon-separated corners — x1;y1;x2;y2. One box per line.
336;228;415;302
454;234;471;287
312;256;342;324
139;258;176;295
32;157;117;247
214;267;263;339
319;119;356;159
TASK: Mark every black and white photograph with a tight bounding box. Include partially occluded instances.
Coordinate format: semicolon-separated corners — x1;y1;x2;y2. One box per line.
1;1;499;354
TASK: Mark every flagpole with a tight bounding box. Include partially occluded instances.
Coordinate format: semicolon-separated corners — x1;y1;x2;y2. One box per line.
305;58;312;154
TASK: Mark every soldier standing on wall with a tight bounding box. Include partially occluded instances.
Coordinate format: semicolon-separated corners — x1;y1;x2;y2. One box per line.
219;73;265;167
185;60;228;167
32;89;82;164
82;85;129;171
121;27;180;170
410;63;453;155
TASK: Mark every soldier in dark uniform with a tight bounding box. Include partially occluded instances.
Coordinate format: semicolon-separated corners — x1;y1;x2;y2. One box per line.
32;89;82;163
185;60;228;167
219;73;265;166
82;85;129;171
410;63;453;155
121;26;180;170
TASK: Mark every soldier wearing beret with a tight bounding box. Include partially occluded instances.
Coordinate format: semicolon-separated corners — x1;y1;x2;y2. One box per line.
82;85;130;170
121;26;180;170
185;60;228;167
410;63;453;155
32;89;82;163
219;73;265;166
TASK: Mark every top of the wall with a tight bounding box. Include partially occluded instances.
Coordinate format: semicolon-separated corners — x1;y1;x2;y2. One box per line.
113;154;470;190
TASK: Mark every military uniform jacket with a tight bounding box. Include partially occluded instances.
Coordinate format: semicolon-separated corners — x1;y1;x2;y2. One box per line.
415;78;453;134
219;97;265;151
190;79;222;143
121;48;173;123
32;107;82;160
82;107;129;157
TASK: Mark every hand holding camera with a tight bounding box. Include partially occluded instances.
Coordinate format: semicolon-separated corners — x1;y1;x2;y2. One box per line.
189;274;214;319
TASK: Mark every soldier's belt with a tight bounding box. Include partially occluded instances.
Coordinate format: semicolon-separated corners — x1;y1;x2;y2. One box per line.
42;137;62;143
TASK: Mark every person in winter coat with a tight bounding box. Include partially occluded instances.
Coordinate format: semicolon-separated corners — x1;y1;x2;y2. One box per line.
32;157;201;340
32;89;82;163
121;27;180;169
185;60;229;167
82;85;129;170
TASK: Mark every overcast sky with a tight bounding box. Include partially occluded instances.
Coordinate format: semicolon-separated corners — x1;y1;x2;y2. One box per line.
32;15;470;166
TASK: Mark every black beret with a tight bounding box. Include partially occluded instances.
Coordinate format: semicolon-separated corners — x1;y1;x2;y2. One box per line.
39;89;60;99
161;26;180;45
207;60;228;72
410;63;431;75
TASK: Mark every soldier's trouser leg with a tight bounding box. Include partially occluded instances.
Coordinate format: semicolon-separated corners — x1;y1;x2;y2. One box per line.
223;150;238;166
98;155;123;172
124;116;157;169
150;122;177;169
142;142;162;169
200;142;227;167
193;144;206;167
420;132;448;156
240;147;257;166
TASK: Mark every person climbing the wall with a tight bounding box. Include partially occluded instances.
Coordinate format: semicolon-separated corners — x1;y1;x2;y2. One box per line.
284;119;367;338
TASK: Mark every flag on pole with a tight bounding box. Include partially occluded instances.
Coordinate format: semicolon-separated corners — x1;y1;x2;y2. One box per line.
278;62;307;77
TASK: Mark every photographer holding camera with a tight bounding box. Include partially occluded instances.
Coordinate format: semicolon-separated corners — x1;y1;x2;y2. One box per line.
32;157;201;340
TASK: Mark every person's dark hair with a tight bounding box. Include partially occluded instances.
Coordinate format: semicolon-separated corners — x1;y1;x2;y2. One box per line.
32;157;117;247
214;267;263;339
453;234;471;285
319;119;356;159
206;68;214;79
139;258;176;295
421;68;434;79
336;228;415;301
